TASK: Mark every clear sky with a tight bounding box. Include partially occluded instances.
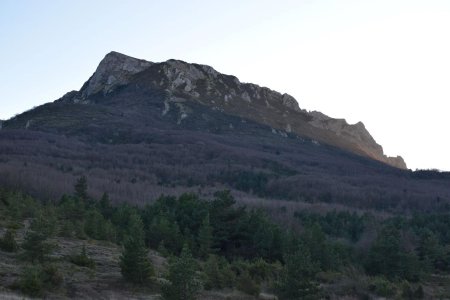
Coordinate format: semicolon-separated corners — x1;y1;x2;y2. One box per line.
1;0;450;170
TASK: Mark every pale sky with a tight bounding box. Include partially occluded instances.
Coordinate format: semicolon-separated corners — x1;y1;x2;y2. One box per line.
1;0;450;171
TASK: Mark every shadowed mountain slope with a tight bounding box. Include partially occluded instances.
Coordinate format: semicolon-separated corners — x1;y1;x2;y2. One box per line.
1;52;448;213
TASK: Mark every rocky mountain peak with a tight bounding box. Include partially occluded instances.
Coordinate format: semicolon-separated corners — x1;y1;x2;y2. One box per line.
157;60;304;114
69;52;303;115
281;93;301;112
80;51;153;99
59;52;406;169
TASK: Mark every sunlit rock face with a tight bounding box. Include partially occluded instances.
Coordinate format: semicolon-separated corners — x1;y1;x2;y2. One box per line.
308;111;406;169
81;51;153;98
58;51;406;169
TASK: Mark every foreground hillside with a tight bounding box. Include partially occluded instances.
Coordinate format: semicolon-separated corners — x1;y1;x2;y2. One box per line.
0;183;450;299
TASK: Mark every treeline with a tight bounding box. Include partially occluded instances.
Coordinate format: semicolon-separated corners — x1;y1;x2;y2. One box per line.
411;169;450;180
1;178;449;298
295;210;450;279
294;210;366;242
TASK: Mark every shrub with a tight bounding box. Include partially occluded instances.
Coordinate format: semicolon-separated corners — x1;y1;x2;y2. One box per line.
369;277;396;297
31;209;58;237
69;245;95;269
203;255;235;290
247;258;273;283
236;271;260;297
414;285;424;299
58;220;75;238
41;264;63;288
17;263;63;297
401;281;424;299
18;266;43;297
0;229;18;252
316;270;341;284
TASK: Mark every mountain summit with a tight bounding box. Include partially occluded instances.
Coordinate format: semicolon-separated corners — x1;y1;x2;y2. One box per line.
58;51;405;169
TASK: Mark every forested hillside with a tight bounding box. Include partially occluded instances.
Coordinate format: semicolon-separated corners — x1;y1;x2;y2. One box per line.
0;178;449;299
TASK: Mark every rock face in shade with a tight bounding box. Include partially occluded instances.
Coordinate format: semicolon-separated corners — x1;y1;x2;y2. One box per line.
24;51;408;169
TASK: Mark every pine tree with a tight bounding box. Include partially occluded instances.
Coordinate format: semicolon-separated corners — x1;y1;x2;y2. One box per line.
197;213;213;259
126;212;145;242
276;247;320;300
147;216;183;253
119;213;154;284
99;192;112;218
302;223;333;270
203;255;223;290
22;230;56;262
120;237;154;284
418;230;444;271
22;209;57;262
366;225;402;277
74;176;88;201
366;225;421;280
31;209;58;237
58;195;85;221
84;209;115;241
162;244;201;300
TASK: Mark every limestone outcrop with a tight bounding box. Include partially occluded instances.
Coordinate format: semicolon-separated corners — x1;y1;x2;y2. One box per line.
59;51;407;169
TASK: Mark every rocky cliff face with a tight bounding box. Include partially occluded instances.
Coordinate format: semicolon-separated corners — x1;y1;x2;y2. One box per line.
308;111;406;169
60;51;406;169
79;51;153;101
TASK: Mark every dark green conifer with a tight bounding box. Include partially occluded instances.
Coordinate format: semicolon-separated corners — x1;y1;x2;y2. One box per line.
0;229;18;252
197;213;213;259
162;244;201;300
74;176;88;201
119;213;154;284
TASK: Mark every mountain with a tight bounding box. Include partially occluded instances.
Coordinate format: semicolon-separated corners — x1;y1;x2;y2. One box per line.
60;51;406;169
1;51;448;213
2;52;450;300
